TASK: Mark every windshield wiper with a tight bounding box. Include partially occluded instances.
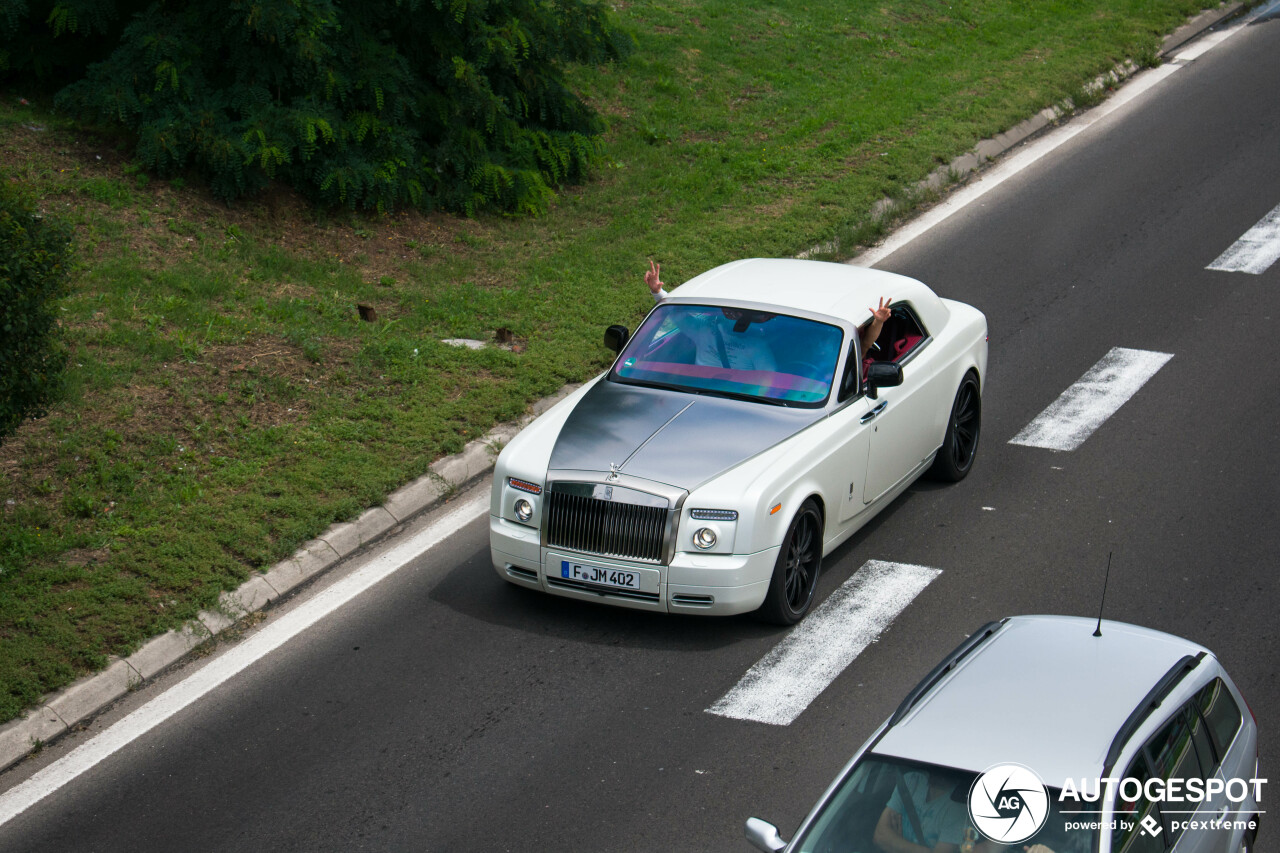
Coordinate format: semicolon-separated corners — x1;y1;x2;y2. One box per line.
609;376;698;395
610;375;795;407
681;386;792;407
707;389;788;406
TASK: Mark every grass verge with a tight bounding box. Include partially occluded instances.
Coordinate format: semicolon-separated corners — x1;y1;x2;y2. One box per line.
0;0;1218;723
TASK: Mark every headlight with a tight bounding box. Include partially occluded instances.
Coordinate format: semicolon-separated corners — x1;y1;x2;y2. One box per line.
693;527;717;550
514;498;534;522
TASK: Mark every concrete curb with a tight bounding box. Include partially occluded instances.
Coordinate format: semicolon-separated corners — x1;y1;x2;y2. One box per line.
805;2;1246;260
0;2;1250;777
1160;3;1247;57
0;383;580;774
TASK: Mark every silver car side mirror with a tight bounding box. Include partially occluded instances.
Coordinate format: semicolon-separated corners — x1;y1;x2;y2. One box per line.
745;817;787;852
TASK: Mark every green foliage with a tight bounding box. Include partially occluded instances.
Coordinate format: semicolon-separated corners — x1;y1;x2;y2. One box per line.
0;172;73;442
2;0;631;214
0;0;138;82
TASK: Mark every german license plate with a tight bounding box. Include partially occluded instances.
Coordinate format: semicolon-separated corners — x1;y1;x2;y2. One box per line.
560;560;640;590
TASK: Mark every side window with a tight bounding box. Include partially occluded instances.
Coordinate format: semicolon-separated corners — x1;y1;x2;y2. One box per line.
869;304;929;364
1131;696;1218;845
1112;753;1165;853
1147;708;1205;780
837;342;862;403
1112;689;1237;853
1195;679;1243;762
1144;708;1205;845
1185;702;1219;777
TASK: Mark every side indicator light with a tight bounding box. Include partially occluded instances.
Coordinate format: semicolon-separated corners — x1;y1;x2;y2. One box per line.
509;478;543;495
769;503;782;515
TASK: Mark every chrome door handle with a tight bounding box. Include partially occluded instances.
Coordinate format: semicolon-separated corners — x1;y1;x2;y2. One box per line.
860;401;888;423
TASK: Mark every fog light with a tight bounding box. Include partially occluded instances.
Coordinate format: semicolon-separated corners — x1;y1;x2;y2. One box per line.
514;498;533;522
693;527;717;550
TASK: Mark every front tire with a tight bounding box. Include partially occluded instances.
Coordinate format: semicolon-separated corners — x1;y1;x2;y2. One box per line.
929;371;981;482
758;499;822;625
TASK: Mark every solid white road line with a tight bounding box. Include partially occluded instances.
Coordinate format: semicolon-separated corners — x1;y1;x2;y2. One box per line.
853;18;1251;270
1172;26;1241;62
0;494;490;829
1009;348;1173;452
1206;201;1280;275
852;64;1182;268
706;561;941;726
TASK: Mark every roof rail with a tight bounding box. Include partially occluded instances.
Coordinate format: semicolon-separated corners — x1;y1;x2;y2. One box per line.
888;619;1007;727
1102;651;1207;775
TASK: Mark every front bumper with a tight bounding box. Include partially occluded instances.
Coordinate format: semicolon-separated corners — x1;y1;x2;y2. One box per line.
490;515;776;615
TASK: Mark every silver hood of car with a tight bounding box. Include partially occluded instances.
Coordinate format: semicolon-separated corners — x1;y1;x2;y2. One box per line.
548;379;826;491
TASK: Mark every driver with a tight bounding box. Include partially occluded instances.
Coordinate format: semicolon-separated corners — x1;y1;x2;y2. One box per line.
680;306;777;371
872;768;970;853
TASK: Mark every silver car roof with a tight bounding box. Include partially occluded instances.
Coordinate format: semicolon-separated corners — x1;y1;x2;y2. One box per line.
872;615;1209;785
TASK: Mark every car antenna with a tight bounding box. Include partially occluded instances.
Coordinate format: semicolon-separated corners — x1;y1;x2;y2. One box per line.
1093;552;1113;637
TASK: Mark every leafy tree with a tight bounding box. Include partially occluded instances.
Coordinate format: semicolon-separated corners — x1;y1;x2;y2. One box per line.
0;0;140;82
1;0;631;214
0;174;73;443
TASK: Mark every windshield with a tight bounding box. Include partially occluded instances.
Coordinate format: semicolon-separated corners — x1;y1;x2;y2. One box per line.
792;755;1097;853
610;303;844;407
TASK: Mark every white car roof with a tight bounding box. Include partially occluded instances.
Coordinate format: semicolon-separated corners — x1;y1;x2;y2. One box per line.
665;258;951;330
873;615;1209;785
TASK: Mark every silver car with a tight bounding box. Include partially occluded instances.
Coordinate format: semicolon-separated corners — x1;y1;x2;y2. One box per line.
747;615;1261;853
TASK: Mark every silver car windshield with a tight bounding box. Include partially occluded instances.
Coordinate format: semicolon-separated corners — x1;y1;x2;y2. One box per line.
791;755;1097;853
611;303;844;407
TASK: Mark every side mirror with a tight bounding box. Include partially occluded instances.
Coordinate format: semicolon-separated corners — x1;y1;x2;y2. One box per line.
865;361;903;400
744;817;787;853
604;324;630;354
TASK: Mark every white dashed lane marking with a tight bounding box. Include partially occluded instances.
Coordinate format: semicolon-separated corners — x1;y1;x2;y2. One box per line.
1206;201;1280;275
1009;348;1173;452
707;560;941;726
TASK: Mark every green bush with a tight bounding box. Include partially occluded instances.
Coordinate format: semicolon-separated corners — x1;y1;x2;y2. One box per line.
0;174;73;442
0;0;137;82
2;0;631;215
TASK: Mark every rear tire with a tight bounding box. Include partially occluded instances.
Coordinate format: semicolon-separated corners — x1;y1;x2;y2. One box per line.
929;371;981;482
758;499;822;625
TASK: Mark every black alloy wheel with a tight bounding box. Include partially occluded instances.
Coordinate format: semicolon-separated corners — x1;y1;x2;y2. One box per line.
929;371;981;482
759;499;823;625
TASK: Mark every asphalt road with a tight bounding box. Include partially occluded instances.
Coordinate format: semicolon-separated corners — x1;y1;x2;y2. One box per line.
2;15;1278;853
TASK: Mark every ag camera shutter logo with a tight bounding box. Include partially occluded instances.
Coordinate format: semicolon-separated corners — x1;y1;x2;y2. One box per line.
968;763;1051;844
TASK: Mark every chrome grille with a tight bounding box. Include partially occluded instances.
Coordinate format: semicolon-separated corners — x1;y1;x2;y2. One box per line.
545;489;667;562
